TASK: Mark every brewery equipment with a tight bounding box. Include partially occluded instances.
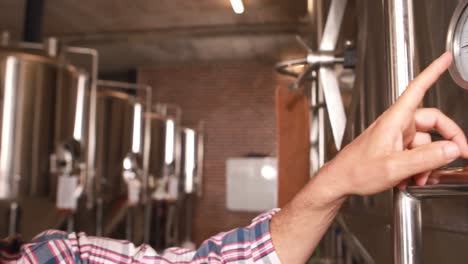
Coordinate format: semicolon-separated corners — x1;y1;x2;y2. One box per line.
390;1;468;264
180;125;204;197
145;104;182;248
93;80;151;239
147;104;182;201
179;125;204;249
340;0;468;263
276;0;468;262
275;0;355;174
143;104;205;248
0;33;97;239
275;1;362;261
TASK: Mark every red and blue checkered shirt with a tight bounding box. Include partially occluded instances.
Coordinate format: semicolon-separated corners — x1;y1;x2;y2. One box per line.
0;210;281;263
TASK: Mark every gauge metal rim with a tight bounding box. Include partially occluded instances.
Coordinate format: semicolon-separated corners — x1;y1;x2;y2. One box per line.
447;0;468;90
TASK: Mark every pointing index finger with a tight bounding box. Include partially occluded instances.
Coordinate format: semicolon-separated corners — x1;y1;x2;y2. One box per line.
394;52;453;111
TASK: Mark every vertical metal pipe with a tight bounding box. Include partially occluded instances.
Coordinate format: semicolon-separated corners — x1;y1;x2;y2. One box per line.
66;47;99;210
393;191;422;264
0;57;18;200
8;202;18;236
385;0;419;263
185;196;193;242
336;229;344;264
125;208;133;241
315;0;326;168
387;0;416;101
143;201;152;243
317;79;326;167
345;249;353;264
66;214;74;233
310;73;324;174
96;197;103;236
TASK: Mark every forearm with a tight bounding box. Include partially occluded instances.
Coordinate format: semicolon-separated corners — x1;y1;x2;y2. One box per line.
270;166;346;264
1;212;282;264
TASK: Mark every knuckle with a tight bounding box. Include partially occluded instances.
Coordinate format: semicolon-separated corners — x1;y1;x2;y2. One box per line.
419;107;440;115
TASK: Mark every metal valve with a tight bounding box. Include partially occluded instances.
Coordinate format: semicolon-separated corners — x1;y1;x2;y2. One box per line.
122;152;143;205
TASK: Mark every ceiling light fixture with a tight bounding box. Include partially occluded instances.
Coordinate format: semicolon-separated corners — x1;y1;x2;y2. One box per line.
230;0;245;14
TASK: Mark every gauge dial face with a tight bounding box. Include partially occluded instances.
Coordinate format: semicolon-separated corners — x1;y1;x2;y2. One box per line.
448;1;468;89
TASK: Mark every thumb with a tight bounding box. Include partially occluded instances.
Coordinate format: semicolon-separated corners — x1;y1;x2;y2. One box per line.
390;141;460;182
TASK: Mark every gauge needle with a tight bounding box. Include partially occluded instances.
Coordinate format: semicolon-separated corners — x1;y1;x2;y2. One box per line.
462;43;468;49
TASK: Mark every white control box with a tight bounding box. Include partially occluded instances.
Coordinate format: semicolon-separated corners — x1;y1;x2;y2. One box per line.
226;157;278;212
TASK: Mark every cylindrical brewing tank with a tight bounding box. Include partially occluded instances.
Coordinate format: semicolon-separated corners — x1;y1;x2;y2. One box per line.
178;127;203;249
341;1;468;263
93;81;150;238
0;41;92;239
146;105;181;200
145;105;181;249
180;127;203;195
0;46;90;201
96;84;145;204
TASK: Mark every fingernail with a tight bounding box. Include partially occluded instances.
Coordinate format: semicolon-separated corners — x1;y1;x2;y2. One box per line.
444;144;460;160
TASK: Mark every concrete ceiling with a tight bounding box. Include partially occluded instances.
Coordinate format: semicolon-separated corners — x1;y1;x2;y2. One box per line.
84;34;304;73
42;0;306;35
42;0;309;72
0;0;25;40
0;0;357;73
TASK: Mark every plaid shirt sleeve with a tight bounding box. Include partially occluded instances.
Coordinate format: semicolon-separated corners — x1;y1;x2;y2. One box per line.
0;209;282;264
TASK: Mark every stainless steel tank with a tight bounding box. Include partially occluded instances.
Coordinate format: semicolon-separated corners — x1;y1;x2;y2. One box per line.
179;126;204;249
145;104;183;249
0;39;92;239
180;125;204;197
338;0;393;263
96;83;144;205
0;48;89;200
180;127;201;195
147;104;181;200
341;0;468;263
91;80;151;239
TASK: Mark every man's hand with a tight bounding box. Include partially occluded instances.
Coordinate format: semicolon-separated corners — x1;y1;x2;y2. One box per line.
271;52;468;264
314;52;468;204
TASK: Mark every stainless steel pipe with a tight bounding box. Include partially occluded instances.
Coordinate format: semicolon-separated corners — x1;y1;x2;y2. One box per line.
394;182;468;264
393;191;422;264
407;184;468;198
385;0;418;263
386;0;416;103
65;46;99;209
337;0;468;263
387;1;468;263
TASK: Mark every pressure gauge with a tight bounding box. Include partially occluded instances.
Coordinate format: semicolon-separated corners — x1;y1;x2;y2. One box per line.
447;0;468;89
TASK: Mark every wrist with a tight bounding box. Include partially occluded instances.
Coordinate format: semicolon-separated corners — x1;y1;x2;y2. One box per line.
304;162;348;210
271;166;346;264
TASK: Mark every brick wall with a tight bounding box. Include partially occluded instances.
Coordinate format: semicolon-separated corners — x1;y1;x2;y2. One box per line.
138;60;288;244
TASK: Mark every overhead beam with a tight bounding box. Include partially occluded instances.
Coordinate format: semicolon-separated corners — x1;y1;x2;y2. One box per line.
50;22;307;44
